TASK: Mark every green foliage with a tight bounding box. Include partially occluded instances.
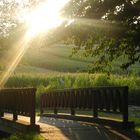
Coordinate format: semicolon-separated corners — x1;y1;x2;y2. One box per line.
135;127;140;137
1;44;140;74
0;0;140;72
93;74;110;86
15;46;140;73
73;74;92;88
19;46;90;72
4;73;140;106
2;133;44;140
63;0;140;71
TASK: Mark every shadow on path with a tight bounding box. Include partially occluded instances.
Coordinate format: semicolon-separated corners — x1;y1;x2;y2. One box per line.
38;116;134;140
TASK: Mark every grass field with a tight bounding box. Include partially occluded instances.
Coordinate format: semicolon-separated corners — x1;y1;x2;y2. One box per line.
19;44;140;73
16;45;92;72
0;44;140;138
1;44;140;74
2;133;44;140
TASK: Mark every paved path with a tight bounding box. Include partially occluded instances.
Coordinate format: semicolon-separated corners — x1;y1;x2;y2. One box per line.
2;114;138;140
37;117;132;140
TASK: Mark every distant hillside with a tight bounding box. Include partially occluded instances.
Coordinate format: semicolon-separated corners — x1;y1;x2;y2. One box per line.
19;45;93;72
0;44;140;74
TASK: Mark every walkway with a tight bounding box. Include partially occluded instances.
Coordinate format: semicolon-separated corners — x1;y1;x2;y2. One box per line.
37;117;138;140
1;114;139;140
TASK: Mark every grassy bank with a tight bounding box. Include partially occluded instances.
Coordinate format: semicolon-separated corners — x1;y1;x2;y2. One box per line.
1;45;140;73
2;72;140;137
2;133;44;140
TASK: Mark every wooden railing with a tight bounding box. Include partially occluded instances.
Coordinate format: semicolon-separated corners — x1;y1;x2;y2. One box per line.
0;88;36;125
40;86;128;123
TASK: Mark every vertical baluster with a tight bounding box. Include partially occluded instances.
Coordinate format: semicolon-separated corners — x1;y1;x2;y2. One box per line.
54;91;58;114
30;88;36;126
70;89;75;115
93;89;98;118
59;91;62;108
0;90;4;117
106;89;111;111
84;89;88;109
23;89;27;115
98;90;102;111
50;92;53;108
47;92;49;108
77;89;80;109
58;91;61;108
112;89;117;112
81;89;84;109
88;89;92;109
102;89;106;111
13;90;17;121
75;89;78;109
63;91;66;108
62;91;65;108
40;94;44;115
122;87;128;124
110;89;113;112
56;91;59;113
117;89;122;112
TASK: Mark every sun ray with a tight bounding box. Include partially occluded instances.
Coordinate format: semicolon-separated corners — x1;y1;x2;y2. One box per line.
24;0;70;38
0;0;70;88
0;33;31;88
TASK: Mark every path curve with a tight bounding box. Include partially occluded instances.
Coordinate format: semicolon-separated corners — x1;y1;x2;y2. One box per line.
37;117;134;140
2;114;139;140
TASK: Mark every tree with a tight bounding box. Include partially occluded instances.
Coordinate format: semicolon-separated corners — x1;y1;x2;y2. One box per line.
0;0;42;48
0;0;139;72
63;0;140;72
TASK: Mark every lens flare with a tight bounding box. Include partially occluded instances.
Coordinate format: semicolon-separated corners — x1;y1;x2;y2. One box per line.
25;0;70;38
0;0;70;88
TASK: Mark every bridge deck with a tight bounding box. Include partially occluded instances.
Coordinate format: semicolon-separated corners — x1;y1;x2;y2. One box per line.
0;114;138;140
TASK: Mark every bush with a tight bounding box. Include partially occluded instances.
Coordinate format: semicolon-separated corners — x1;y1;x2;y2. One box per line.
4;73;140;106
3;133;44;140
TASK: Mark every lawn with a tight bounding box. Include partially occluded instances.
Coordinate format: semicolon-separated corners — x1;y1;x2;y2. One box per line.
0;44;140;138
2;133;44;140
1;44;140;74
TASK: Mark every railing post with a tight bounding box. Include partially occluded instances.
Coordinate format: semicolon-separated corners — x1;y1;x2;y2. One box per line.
40;95;44;115
71;108;75;116
0;111;4;117
93;90;98;118
122;87;128;124
13;113;18;121
54;108;58;114
40;108;44;115
70;90;75;116
30;89;36;126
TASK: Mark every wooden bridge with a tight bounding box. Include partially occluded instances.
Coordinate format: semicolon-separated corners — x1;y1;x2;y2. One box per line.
0;88;39;133
0;87;136;139
40;86;130;127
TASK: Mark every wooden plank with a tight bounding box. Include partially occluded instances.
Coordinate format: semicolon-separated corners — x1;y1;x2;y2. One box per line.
40;86;129;127
93;90;98;118
122;87;128;123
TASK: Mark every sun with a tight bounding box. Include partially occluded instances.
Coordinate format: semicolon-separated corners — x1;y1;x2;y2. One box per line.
24;0;70;38
0;0;71;88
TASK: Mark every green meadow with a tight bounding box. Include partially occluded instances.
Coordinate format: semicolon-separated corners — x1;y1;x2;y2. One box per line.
1;44;140;138
0;44;140;105
0;44;140;74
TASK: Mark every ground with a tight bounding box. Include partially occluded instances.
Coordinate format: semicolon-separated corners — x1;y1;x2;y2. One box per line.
1;113;140;140
1;45;140;73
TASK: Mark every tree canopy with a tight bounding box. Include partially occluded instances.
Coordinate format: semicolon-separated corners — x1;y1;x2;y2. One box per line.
0;0;140;72
63;0;140;72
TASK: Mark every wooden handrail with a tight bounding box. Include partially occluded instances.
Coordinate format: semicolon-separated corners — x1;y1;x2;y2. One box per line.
0;88;36;126
40;86;128;124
